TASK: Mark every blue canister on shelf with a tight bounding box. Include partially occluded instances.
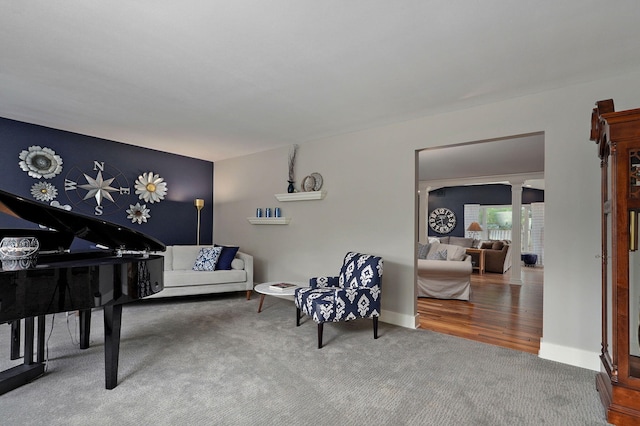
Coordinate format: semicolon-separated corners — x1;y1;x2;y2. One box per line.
256;208;262;217
275;207;281;217
265;208;272;217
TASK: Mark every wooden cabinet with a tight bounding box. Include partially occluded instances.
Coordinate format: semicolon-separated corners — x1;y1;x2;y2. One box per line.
591;99;640;425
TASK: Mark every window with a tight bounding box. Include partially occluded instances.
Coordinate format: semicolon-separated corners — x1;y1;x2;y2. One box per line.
478;205;533;251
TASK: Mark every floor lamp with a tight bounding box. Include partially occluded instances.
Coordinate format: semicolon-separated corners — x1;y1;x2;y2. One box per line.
194;199;204;245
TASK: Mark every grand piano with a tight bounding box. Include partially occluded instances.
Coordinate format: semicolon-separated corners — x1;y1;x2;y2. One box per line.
0;188;165;394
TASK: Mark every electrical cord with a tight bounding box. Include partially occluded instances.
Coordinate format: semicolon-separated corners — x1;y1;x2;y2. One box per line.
65;311;79;346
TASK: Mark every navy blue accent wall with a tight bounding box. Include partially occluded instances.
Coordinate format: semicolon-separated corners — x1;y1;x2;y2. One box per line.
428;184;544;237
0;117;213;247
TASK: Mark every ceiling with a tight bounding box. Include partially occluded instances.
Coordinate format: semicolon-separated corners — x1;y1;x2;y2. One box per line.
418;133;545;189
1;1;640;162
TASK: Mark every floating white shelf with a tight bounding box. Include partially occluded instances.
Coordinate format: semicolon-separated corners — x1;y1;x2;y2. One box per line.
274;190;326;202
247;217;291;225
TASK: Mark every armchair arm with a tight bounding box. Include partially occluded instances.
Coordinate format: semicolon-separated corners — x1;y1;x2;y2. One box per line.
310;276;340;289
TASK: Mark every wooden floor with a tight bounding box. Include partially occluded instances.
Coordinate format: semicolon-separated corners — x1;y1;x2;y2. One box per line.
417;266;543;354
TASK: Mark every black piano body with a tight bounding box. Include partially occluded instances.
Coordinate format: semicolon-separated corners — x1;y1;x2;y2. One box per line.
0;188;165;394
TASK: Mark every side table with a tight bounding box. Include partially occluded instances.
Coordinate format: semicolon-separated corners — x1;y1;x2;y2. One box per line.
465;248;485;275
254;281;306;313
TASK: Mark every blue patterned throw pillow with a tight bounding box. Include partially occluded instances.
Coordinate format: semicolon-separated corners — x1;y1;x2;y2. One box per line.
193;246;223;271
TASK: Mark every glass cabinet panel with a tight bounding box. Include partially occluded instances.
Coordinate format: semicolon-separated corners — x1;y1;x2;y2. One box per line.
630;248;640;360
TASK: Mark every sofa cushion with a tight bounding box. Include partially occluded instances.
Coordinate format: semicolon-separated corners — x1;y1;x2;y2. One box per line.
231;258;244;270
480;241;493;249
417;242;431;259
215;245;240;270
171;245;204;269
447;236;475;248
492;241;505;250
427;249;447;260
165;269;247;287
193;246;223;271
429;242;466;261
161;246;173;271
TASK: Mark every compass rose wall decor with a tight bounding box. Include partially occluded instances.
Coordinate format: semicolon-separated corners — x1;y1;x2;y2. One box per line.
18;151;173;224
5;117;213;245
64;160;131;216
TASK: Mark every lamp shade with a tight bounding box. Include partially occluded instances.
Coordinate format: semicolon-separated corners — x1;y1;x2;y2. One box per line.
466;222;483;232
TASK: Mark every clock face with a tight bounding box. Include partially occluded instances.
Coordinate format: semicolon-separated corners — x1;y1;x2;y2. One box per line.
429;208;456;234
64;160;131;216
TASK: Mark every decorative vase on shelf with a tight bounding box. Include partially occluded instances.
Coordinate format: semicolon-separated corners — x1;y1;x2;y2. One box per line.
287;181;295;193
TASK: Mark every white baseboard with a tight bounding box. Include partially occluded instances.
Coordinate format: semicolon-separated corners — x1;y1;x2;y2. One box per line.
538;339;601;371
381;313;602;371
381;309;419;329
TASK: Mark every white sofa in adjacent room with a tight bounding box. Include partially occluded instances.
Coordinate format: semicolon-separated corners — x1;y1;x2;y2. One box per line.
417;242;473;301
145;245;254;299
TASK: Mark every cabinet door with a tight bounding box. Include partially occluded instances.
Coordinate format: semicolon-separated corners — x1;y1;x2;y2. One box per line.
628;149;640;377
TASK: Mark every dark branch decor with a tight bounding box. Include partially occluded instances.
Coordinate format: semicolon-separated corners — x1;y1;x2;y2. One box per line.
287;144;298;193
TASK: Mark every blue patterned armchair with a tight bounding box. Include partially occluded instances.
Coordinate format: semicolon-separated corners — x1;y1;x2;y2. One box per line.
294;252;383;348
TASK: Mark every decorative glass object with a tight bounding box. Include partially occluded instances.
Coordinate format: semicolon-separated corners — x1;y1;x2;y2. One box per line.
0;236;39;270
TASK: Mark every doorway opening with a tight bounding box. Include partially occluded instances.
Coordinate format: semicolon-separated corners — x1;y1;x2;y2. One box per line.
416;132;544;353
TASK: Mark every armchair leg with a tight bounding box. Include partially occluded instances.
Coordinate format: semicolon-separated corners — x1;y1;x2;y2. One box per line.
373;316;379;339
318;323;323;349
296;308;301;327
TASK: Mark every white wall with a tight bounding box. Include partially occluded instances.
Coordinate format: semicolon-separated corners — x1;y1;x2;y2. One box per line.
214;67;640;370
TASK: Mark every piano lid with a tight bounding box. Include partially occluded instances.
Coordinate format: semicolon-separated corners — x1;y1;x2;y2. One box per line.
0;188;165;252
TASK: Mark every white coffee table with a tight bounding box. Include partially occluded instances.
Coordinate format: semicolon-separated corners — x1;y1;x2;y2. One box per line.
254;281;306;313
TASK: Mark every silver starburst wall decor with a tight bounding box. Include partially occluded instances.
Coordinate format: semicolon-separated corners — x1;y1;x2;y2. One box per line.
126;203;151;224
30;181;58;202
18;145;63;179
134;172;168;203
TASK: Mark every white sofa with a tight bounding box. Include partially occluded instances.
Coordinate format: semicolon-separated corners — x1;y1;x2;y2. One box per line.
145;245;254;299
417;242;472;301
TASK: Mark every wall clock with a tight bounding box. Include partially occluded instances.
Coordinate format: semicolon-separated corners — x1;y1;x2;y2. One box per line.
429;207;456;234
64;160;131;216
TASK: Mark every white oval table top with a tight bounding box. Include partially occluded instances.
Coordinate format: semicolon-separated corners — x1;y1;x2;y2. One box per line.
254;281;307;296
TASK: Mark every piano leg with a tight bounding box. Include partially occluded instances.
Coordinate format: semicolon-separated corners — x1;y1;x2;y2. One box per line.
36;316;45;364
24;317;34;364
103;305;122;390
79;309;91;349
0;317;45;396
10;320;20;360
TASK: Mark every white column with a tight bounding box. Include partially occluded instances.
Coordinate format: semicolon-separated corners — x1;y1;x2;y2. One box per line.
464;204;481;239
531;202;544;265
522;206;530;253
418;183;429;243
510;180;524;285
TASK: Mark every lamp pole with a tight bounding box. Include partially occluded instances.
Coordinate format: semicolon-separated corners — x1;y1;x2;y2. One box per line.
194;199;204;245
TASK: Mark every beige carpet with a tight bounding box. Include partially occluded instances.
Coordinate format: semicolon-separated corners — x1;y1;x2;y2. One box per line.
0;292;609;425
